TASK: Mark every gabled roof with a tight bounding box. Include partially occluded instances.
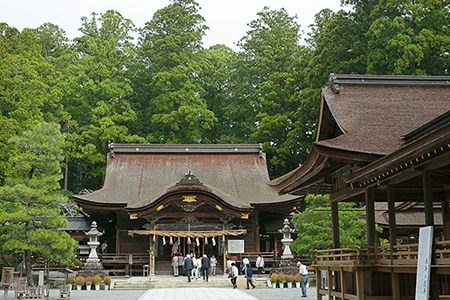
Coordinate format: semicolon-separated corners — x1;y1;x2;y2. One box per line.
73;144;297;212
269;74;450;195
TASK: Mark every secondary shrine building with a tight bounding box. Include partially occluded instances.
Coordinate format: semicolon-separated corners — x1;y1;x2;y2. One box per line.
72;144;299;274
269;74;450;299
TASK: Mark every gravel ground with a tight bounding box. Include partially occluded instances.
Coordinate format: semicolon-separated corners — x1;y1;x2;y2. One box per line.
2;287;319;300
244;286;317;300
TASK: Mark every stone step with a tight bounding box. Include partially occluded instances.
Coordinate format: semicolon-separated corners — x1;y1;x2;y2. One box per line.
113;276;270;290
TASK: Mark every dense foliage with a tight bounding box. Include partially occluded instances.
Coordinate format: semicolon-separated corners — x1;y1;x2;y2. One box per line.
0;122;79;285
290;195;382;260
1;0;448;191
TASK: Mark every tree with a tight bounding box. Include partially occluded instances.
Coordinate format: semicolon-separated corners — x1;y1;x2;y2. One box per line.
237;7;309;178
290;195;381;260
134;0;217;143
0;24;65;185
68;10;145;191
0;122;79;286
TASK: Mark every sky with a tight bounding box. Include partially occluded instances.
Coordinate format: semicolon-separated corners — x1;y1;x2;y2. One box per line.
1;0;346;50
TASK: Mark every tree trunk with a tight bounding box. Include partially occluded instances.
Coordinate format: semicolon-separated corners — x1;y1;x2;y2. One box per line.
25;250;34;287
64;157;69;190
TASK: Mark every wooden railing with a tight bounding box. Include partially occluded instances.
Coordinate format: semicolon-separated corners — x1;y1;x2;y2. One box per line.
312;240;450;267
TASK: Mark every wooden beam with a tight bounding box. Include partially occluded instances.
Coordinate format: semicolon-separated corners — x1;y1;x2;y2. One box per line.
340;267;347;300
356;268;364;300
365;187;376;249
422;170;435;226
392;272;400;300
443;198;450;240
387;185;397;255
327;268;333;300
331;201;340;248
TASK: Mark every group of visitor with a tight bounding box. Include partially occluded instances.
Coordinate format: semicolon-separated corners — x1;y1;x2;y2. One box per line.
171;253;217;282
226;254;263;289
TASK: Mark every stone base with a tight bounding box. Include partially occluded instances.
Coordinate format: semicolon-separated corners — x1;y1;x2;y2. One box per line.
77;262;107;278
271;258;299;276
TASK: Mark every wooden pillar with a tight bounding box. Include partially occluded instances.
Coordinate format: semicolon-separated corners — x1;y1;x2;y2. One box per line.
422;170;434;226
356;269;364;300
116;212;121;253
388;185;400;299
331;201;340;249
223;222;228;275
442;198;450;240
392;273;400;300
365;187;376;249
387;185;397;252
327;268;333;299
340;267;347;299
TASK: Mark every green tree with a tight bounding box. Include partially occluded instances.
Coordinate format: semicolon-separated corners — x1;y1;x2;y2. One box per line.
134;0;217;143
238;7;309;178
68;10;145;191
290;195;380;260
0;24;65;185
0;122;79;286
199;44;249;143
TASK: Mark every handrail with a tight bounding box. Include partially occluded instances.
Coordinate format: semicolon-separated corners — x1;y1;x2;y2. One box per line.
311;240;450;265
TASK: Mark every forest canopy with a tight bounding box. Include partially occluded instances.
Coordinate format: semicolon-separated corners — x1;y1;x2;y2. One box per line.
1;0;448;193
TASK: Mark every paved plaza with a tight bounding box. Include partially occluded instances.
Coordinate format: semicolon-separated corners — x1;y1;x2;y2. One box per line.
3;286;318;300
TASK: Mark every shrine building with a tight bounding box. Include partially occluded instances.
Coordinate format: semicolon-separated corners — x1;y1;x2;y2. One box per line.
269;74;450;299
72;144;299;275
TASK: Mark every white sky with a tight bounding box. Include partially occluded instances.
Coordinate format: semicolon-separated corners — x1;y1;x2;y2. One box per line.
1;0;346;50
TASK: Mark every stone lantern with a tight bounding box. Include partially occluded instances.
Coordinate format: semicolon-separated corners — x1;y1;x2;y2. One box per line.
79;221;106;278
279;218;295;259
272;218;298;275
85;221;103;263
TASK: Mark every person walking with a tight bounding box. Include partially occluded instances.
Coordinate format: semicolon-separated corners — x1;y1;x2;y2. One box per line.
241;257;249;274
196;255;202;279
245;264;255;290
210;255;217;276
230;262;239;289
183;255;194;282
101;240;108;254
178;254;184;276
201;254;211;282
191;256;197;279
298;261;308;297
255;254;264;276
172;253;179;277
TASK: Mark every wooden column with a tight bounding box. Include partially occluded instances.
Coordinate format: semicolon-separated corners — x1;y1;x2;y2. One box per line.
327;268;333;300
422;170;434;226
116;212;121;253
331;201;340;249
442;197;450;240
387;185;397;251
365;187;376;249
387;185;400;299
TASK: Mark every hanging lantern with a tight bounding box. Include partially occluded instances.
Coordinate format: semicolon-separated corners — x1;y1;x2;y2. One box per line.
187;237;191;245
205;237;208;245
153;234;156;243
170;236;173;245
222;235;225;242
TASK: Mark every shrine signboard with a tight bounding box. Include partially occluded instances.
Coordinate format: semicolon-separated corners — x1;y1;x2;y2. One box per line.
415;226;433;300
1;267;14;286
228;240;244;253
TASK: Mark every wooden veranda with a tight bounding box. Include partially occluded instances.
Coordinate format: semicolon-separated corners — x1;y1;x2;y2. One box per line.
268;74;450;299
312;241;450;299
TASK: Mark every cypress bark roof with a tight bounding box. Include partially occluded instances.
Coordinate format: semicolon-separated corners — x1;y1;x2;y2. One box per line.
73;144;297;211
269;74;450;194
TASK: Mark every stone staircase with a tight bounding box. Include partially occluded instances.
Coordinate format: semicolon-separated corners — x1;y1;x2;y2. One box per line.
112;275;270;290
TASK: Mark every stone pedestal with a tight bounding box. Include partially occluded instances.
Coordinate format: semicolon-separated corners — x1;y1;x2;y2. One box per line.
78;221;107;278
271;218;299;276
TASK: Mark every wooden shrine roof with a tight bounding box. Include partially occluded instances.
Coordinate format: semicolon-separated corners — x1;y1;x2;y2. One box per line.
72;144;298;212
269;74;450;195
